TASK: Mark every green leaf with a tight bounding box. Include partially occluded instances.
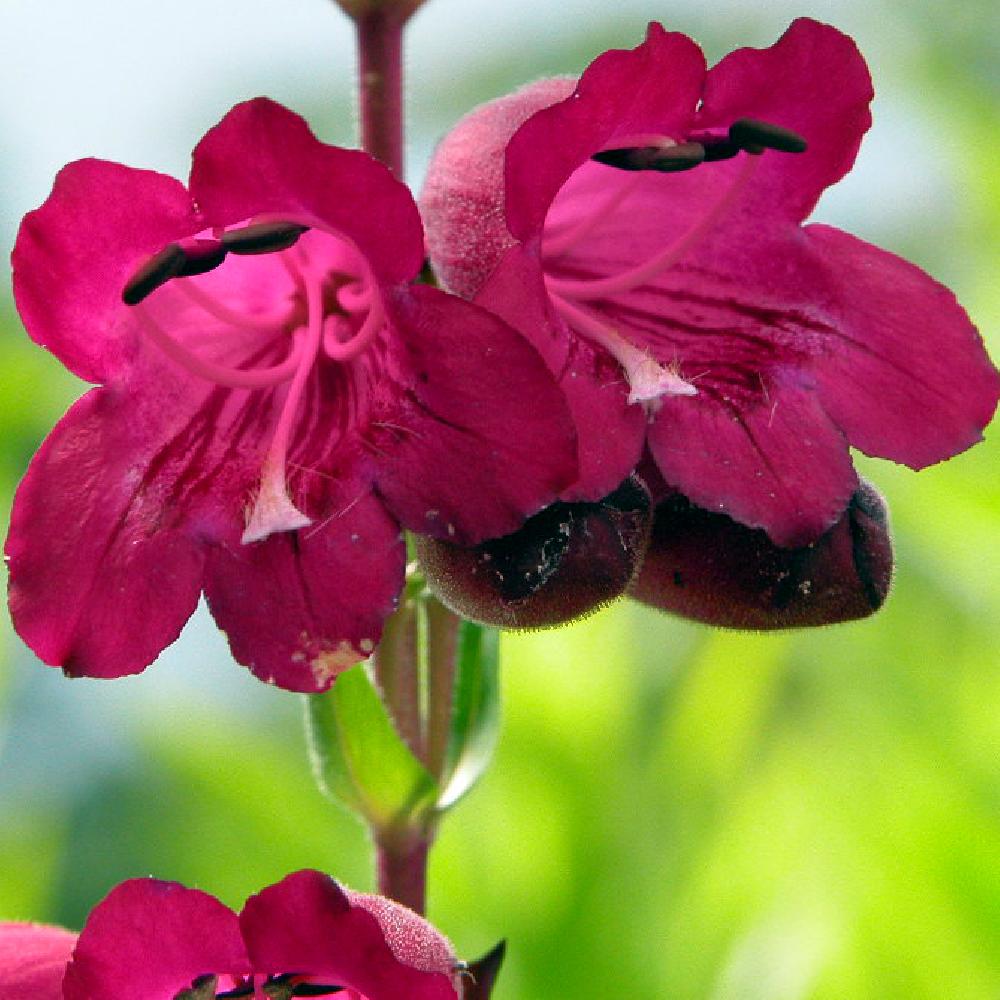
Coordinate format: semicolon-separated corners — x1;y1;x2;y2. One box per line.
438;622;501;809
305;664;439;832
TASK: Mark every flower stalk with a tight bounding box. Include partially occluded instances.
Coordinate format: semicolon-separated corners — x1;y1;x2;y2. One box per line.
354;9;408;177
374;830;431;915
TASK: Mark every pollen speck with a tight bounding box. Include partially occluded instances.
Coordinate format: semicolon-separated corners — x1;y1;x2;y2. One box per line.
310;642;362;686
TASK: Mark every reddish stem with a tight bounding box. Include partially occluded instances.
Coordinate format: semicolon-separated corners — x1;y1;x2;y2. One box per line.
375;833;431;913
355;11;406;177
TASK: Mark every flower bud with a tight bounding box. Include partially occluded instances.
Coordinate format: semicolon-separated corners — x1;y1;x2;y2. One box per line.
415;477;653;629
630;481;892;629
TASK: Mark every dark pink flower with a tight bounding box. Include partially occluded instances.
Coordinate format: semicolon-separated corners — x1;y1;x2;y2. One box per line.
7;98;575;691
0;921;76;1000
421;18;999;545
63;870;460;999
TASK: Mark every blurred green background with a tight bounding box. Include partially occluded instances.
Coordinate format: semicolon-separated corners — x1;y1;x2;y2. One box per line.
1;1;997;998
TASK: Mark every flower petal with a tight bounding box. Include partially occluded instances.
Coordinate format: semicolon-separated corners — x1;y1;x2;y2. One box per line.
475;248;646;501
373;285;578;543
189;98;424;285
696;18;874;222
12;158;201;383
805;225;1000;467
203;491;404;692
647;377;858;546
239;870;458;1000
0;922;75;1000
504;23;706;241
63;880;250;1000
6;387;205;678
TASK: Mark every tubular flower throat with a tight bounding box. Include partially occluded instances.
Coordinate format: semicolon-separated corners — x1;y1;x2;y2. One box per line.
7;98;576;691
421;18;999;546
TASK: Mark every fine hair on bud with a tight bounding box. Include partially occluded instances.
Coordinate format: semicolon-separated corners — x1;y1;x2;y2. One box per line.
629;480;893;630
415;477;653;629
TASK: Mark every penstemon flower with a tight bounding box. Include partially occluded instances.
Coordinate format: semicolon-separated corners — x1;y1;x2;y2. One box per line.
421;18;999;547
1;871;464;999
6;98;575;691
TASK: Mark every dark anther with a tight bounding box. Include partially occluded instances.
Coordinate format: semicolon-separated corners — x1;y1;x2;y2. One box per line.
259;975;344;998
700;138;741;162
592;141;705;173
172;973;218;1000
215;985;254;999
222;221;309;255
122;243;186;305
728;118;807;154
176;239;228;277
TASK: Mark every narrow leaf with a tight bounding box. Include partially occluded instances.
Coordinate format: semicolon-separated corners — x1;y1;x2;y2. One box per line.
305;664;439;830
438;622;501;809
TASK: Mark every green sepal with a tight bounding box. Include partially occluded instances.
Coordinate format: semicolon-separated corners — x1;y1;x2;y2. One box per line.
305;664;439;832
437;621;501;809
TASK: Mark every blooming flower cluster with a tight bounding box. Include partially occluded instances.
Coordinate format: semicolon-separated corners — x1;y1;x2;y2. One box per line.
3;13;998;1000
6;18;998;683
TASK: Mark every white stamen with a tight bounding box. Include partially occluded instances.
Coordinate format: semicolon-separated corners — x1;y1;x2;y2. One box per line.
240;262;326;545
241;457;313;544
548;291;697;407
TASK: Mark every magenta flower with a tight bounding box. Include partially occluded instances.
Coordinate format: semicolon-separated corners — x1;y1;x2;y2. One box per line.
421;18;999;545
0;922;76;1000
7;98;575;691
58;869;459;999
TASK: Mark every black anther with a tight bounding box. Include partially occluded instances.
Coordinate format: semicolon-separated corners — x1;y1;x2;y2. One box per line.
122;243;186;305
176;239;228;277
700;138;741;162
172;973;219;1000
592;141;705;173
221;222;308;255
215;985;254;999
728;118;807;154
